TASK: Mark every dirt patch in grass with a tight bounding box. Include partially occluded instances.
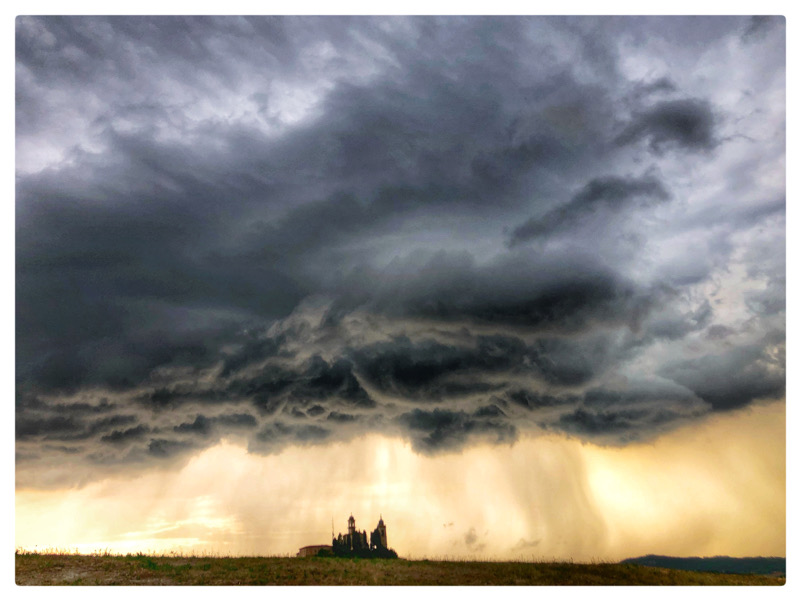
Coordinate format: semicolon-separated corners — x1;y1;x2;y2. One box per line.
15;553;786;586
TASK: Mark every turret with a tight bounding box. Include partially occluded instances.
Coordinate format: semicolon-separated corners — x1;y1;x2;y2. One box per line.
376;515;388;548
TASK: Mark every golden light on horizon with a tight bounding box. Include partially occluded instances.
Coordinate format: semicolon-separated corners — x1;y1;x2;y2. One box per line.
16;401;784;561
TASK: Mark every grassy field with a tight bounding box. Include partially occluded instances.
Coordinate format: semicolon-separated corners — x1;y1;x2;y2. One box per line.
15;552;786;585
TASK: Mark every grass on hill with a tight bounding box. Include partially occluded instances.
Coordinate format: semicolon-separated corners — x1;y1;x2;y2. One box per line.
14;551;786;586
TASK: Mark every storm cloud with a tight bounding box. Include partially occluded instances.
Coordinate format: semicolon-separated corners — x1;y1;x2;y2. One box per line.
614;98;718;152
16;16;785;480
509;174;670;245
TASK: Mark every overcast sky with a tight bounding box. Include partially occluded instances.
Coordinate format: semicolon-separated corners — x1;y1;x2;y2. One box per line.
15;16;785;558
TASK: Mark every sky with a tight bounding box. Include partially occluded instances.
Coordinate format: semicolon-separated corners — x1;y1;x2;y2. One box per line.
14;15;786;561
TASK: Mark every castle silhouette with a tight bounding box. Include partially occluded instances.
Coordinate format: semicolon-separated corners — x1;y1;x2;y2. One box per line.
297;514;398;558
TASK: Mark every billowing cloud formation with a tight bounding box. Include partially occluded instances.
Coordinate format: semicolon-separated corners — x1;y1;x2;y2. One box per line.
16;17;785;484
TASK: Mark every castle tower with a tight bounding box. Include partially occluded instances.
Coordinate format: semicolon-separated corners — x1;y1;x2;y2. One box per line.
348;514;356;550
377;515;387;548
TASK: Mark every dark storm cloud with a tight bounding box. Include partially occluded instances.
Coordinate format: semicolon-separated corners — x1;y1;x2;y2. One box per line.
16;415;84;440
173;413;259;437
19;15;603;396
215;413;259;428
351;336;525;399
15;16;785;476
500;389;579;411
615;99;717;152
15;14;638;402
16;413;140;442
48;399;118;415
173;415;213;436
351;333;606;400
554;406;677;439
660;342;785;410
223;354;375;417
220;334;290;378
147;438;198;459
330;250;658;335
527;378;711;443
101;425;150;445
251;421;332;452
15;145;308;394
396;408;517;454
486;377;709;445
327;411;358;423
509;174;670;245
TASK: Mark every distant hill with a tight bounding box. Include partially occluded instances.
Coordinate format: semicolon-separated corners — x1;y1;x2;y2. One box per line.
620;555;785;576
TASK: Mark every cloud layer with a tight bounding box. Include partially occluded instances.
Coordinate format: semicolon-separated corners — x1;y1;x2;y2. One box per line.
16;16;785;483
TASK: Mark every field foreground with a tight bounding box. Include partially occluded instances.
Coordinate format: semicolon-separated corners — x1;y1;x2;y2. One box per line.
15;553;785;586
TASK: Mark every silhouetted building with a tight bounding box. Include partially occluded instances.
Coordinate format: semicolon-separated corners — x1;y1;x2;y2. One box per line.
332;514;397;558
371;516;388;549
296;544;333;557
